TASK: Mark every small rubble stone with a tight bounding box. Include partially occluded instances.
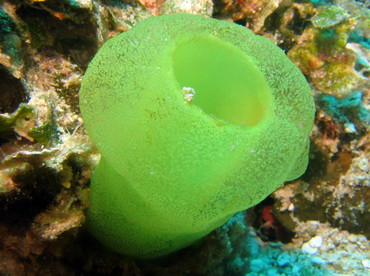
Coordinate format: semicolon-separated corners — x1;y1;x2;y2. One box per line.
302;243;318;255
309;236;324;248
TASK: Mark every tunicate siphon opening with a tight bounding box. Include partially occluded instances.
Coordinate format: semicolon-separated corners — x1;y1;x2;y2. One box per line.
172;36;272;127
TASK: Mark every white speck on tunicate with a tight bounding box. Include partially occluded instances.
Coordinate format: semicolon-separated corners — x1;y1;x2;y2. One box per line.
182;87;196;103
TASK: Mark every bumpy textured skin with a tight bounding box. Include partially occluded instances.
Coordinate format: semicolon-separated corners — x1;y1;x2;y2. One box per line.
79;14;315;258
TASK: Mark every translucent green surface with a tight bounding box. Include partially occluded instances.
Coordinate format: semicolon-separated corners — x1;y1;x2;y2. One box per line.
79;14;315;258
173;35;272;126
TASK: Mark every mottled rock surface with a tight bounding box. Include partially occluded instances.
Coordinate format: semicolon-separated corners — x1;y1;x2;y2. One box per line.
0;0;368;275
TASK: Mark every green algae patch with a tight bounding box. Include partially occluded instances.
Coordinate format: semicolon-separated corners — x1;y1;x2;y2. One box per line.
79;14;315;258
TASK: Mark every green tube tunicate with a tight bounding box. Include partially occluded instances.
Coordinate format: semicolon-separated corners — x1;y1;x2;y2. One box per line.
79;14;315;258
